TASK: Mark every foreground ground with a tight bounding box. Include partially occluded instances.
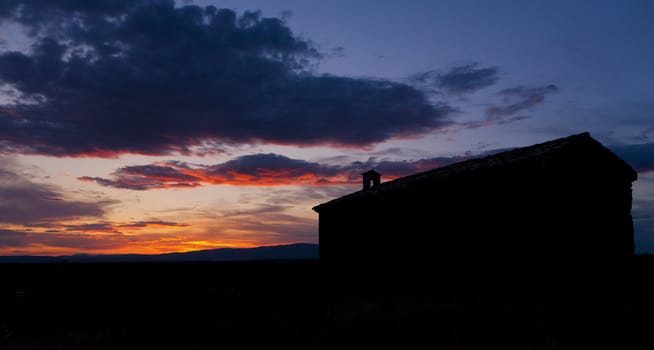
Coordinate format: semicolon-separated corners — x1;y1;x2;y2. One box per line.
1;257;654;349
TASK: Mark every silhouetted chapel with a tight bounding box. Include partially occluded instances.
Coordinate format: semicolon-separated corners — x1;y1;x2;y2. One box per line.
313;133;637;273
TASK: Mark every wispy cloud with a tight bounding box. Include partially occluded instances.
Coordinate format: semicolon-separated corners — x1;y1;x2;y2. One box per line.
55;220;190;233
486;84;559;119
0;213;310;256
0;159;114;225
410;63;499;95
0;227;199;256
633;126;654;142
445;84;559;131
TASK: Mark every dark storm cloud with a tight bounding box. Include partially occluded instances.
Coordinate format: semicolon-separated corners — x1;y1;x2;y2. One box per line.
0;1;450;156
0;0;148;18
78;149;506;189
0;160;113;224
410;63;499;95
609;142;654;173
0;0;131;29
486;84;559;119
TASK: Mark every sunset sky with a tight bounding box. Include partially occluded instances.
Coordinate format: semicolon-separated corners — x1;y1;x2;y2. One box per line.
0;0;653;256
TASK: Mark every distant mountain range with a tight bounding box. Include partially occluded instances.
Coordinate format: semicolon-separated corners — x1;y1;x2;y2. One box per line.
0;243;319;263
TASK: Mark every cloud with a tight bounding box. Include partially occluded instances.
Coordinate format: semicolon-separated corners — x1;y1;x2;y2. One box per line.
0;1;149;25
453;115;530;130
63;222;117;233
410;63;499;95
0;216;198;255
219;213;316;244
79;150;506;189
445;84;559;131
633;126;654;142
0;1;451;157
0;226;136;252
609;142;654;173
54;220;190;233
486;84;559;119
201;203;318;245
79;154;346;189
0;227;178;255
0;228;30;248
249;186;355;209
79;163;203;190
0;159;113;224
0;212;311;255
218;204;292;218
117;220;190;229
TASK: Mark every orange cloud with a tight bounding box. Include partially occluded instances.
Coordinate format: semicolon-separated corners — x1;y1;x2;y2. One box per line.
78;153;454;190
116;221;191;230
16;220;193;236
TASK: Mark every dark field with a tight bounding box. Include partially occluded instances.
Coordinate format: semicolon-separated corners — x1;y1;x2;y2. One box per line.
2;257;654;349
